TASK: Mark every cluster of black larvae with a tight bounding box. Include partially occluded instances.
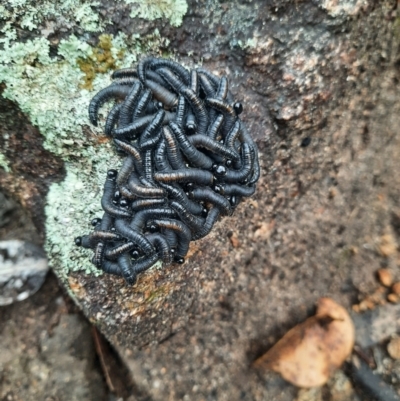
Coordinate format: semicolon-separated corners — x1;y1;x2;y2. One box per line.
74;57;260;285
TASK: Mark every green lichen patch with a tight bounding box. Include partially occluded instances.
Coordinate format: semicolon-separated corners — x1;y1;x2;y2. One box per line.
0;35;101;159
0;32;168;276
0;0;188;48
125;0;188;27
0;32;163;158
0;0;102;46
77;34;125;90
0;153;11;173
46;158;121;277
0;0;186;282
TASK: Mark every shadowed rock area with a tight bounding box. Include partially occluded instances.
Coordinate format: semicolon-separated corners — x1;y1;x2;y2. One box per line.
1;0;400;400
0;273;107;401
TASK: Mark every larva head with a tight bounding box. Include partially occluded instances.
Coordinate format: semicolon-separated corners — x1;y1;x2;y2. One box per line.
107;169;118;180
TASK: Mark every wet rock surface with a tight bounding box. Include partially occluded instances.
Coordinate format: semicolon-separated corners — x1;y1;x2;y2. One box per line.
1;0;400;399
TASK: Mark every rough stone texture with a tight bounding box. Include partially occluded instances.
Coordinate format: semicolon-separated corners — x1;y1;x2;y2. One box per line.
0;191;39;243
0;274;106;401
64;0;400;346
0;96;65;241
2;0;400;399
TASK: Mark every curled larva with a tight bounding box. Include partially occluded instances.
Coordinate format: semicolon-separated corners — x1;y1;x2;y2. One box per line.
76;57;260;285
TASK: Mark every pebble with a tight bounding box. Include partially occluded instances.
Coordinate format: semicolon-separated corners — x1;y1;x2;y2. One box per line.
387;337;400;360
387;293;399;303
229;233;240;248
377;268;393;287
392;282;400;295
378;234;397;257
0;240;48;306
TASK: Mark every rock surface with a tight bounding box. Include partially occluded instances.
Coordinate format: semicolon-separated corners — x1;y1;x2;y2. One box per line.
1;0;400;399
0;274;106;401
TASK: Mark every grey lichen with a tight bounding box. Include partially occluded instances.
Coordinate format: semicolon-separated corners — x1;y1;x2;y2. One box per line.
46;155;122;278
126;0;188;27
0;0;187;46
0;153;11;173
0;32;168;277
320;0;364;18
0;0;188;282
0;0;103;45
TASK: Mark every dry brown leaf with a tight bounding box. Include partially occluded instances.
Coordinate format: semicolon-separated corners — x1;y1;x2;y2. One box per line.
253;298;355;388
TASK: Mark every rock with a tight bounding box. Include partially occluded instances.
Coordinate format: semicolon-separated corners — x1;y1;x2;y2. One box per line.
327;370;360;401
351;304;400;349
0;240;48;305
378;234;398;258
40;314;106;400
388;293;399;304
227;232;239;248
296;387;323;401
350;355;400;401
0;274;106;401
352;286;387;312
2;0;400;399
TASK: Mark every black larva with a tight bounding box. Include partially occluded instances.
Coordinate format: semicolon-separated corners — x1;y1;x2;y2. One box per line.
77;57;260;285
